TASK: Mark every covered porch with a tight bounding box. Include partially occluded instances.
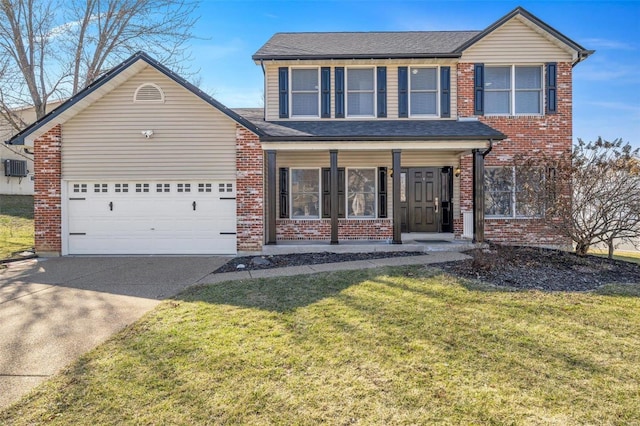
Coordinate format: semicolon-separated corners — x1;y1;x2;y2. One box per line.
262;143;493;247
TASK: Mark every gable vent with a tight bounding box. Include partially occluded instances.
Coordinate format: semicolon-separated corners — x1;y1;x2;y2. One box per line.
134;83;165;103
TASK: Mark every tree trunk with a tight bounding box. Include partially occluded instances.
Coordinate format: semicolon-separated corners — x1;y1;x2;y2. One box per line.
607;240;615;259
575;241;590;256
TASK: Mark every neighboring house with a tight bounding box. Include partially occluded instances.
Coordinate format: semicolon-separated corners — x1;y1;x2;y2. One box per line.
5;6;592;256
1;101;64;195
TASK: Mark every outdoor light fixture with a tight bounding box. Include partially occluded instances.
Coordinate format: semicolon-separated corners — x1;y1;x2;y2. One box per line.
141;130;154;138
454;167;461;178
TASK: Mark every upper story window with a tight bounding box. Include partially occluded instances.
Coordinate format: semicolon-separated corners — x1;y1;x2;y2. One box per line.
347;68;375;117
291;68;319;117
410;67;438;116
485;65;542;115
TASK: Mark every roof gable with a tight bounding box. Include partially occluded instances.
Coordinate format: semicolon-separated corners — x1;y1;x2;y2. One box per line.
456;6;593;63
252;7;592;64
6;52;263;145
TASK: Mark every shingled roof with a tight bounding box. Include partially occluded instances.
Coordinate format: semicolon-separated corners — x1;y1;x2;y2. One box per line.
234;108;505;142
252;31;480;60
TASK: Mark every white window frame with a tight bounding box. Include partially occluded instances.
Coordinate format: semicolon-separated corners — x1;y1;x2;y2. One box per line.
345;67;376;118
484;65;543;116
485;166;545;219
346;167;377;218
290;168;321;219
290;67;321;118
408;66;440;118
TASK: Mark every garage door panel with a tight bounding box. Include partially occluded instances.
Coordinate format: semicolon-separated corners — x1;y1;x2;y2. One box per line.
66;181;237;254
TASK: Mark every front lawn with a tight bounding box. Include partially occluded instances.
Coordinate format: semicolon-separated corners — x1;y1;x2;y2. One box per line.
590;249;640;265
2;266;639;424
0;195;34;260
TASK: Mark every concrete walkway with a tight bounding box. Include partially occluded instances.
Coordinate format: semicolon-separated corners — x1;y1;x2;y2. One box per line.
0;251;468;410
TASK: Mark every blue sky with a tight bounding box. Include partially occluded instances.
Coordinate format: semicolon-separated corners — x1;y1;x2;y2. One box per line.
190;0;640;149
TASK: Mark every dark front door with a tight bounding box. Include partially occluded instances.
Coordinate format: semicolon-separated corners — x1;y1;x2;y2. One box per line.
408;168;439;232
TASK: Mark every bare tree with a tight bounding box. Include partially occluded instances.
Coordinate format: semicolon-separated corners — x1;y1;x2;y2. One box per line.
518;138;640;256
0;0;199;130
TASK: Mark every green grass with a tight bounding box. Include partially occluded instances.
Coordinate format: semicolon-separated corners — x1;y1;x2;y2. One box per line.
0;195;34;260
590;249;640;265
2;266;639;425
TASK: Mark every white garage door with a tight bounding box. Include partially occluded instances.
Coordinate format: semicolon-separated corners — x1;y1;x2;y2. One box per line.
66;181;236;255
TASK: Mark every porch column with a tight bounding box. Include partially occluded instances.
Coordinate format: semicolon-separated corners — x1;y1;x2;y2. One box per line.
266;150;277;244
330;150;339;244
392;149;402;244
472;149;485;243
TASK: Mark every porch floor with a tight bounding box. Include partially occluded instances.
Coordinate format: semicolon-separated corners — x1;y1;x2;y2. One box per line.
259;234;477;256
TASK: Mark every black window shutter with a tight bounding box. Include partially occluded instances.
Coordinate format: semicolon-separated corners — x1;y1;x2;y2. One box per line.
378;167;388;218
335;67;345;118
440;66;451;118
398;67;408;118
278;67;289;118
321;168;331;218
279;168;289;218
321;168;345;218
377;66;387;118
474;63;484;115
321;67;331;118
546;62;557;114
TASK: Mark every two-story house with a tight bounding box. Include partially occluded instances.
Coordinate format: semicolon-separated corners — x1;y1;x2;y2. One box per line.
6;6;591;256
238;6;591;249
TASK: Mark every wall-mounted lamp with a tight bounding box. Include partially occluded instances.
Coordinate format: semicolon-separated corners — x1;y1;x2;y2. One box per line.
141;130;154;139
454;166;461;178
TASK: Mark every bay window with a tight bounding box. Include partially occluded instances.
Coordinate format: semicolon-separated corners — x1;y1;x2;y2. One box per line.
347;68;375;117
291;68;319;117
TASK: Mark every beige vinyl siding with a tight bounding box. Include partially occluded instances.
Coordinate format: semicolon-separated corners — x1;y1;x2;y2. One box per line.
62;66;237;180
275;150;461;219
461;17;574;63
263;59;459;121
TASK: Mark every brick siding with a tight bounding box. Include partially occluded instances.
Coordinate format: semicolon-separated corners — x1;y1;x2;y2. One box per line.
456;62;573;245
33;125;62;255
276;219;393;241
236;124;264;252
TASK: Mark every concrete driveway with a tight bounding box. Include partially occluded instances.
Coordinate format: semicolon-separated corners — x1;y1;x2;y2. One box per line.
0;256;228;410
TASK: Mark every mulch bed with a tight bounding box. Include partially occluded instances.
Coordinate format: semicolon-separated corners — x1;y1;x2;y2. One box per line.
214;251;425;273
438;243;639;292
215;243;639;292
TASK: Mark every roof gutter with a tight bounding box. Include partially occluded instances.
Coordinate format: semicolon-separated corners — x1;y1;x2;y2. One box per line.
572;49;595;67
260;134;506;143
252;53;462;61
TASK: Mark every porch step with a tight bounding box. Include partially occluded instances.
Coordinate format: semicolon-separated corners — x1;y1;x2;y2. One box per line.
259;239;477;256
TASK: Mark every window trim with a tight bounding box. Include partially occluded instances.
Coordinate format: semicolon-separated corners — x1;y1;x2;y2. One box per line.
485;166;545;219
346;167;377;219
408;66;440;118
345;67;376;118
484;65;543;116
290;167;321;219
289;67;321;118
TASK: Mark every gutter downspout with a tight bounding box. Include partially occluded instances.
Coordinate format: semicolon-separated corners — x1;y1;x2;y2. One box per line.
260;59;266;121
472;139;494;243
